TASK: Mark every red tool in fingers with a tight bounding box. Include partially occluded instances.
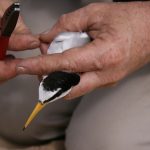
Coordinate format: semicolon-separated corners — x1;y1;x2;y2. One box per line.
0;2;20;60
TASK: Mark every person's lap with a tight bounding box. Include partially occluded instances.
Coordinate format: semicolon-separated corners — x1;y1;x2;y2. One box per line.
1;65;150;150
66;64;150;150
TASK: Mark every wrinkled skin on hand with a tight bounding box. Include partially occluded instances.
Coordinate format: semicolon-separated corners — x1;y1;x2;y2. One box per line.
0;0;40;83
17;2;150;99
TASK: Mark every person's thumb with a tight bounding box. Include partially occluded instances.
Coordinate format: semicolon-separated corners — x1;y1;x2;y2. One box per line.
40;8;89;43
9;33;40;51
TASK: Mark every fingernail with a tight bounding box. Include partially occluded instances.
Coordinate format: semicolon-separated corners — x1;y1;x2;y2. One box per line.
30;41;40;48
17;66;28;74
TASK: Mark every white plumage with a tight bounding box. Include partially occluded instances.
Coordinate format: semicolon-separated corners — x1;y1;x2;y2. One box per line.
38;32;90;104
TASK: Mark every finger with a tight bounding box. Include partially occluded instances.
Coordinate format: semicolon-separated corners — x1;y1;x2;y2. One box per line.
0;58;21;82
65;67;126;100
64;71;116;100
40;43;49;54
40;7;90;43
64;71;102;100
9;33;40;51
16;39;111;75
40;3;108;43
10;17;40;50
0;1;40;51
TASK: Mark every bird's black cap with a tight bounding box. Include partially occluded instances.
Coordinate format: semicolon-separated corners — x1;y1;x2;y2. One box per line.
42;71;80;103
43;71;80;92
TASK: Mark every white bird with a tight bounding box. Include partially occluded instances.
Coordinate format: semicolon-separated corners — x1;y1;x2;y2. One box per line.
23;32;90;130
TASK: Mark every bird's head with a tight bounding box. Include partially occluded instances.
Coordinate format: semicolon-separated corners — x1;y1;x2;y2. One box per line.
23;71;80;130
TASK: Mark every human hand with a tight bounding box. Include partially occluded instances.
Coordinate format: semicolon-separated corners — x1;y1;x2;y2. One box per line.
0;0;40;83
17;2;150;99
0;0;40;50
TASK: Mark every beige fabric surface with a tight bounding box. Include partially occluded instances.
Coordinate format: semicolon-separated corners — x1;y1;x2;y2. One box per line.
0;140;65;150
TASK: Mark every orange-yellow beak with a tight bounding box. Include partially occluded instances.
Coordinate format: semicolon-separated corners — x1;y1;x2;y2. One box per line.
23;102;46;130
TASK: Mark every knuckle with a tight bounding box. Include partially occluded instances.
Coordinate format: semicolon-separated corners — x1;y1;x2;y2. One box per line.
59;14;68;26
58;13;73;31
61;52;78;72
38;55;48;74
94;58;104;71
63;58;76;72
